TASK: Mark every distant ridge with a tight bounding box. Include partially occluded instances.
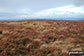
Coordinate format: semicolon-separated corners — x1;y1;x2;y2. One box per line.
0;19;83;22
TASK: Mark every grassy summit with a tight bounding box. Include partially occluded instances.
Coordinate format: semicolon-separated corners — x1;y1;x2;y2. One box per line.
0;19;84;56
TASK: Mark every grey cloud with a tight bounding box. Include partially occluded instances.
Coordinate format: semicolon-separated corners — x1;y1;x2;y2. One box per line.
0;0;84;20
0;0;84;10
72;0;84;6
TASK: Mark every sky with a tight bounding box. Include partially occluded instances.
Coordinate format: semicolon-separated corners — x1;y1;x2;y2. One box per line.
0;0;84;20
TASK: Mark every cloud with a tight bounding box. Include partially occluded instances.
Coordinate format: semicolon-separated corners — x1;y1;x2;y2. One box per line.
27;5;84;19
0;0;84;20
0;0;84;10
71;0;84;6
0;5;84;20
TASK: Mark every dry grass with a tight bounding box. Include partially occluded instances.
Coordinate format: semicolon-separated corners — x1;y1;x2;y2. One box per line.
0;19;84;56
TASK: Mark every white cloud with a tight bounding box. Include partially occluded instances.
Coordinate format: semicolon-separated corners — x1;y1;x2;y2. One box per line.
0;5;84;20
22;5;83;19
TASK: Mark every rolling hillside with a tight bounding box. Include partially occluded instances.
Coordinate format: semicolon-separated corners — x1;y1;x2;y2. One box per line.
0;19;84;56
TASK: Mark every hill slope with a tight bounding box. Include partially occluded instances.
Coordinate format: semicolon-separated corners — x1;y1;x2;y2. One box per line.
0;19;84;56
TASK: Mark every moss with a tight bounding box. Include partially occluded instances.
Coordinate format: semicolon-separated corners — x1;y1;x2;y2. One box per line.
67;48;72;51
41;48;51;55
6;49;11;56
66;28;70;31
7;51;11;55
15;48;27;55
82;47;84;51
57;48;62;56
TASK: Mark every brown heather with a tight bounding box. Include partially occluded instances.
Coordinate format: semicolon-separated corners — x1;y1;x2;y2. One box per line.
0;19;84;56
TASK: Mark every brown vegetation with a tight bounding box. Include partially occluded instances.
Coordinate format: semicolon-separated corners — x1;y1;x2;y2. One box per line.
0;19;84;56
